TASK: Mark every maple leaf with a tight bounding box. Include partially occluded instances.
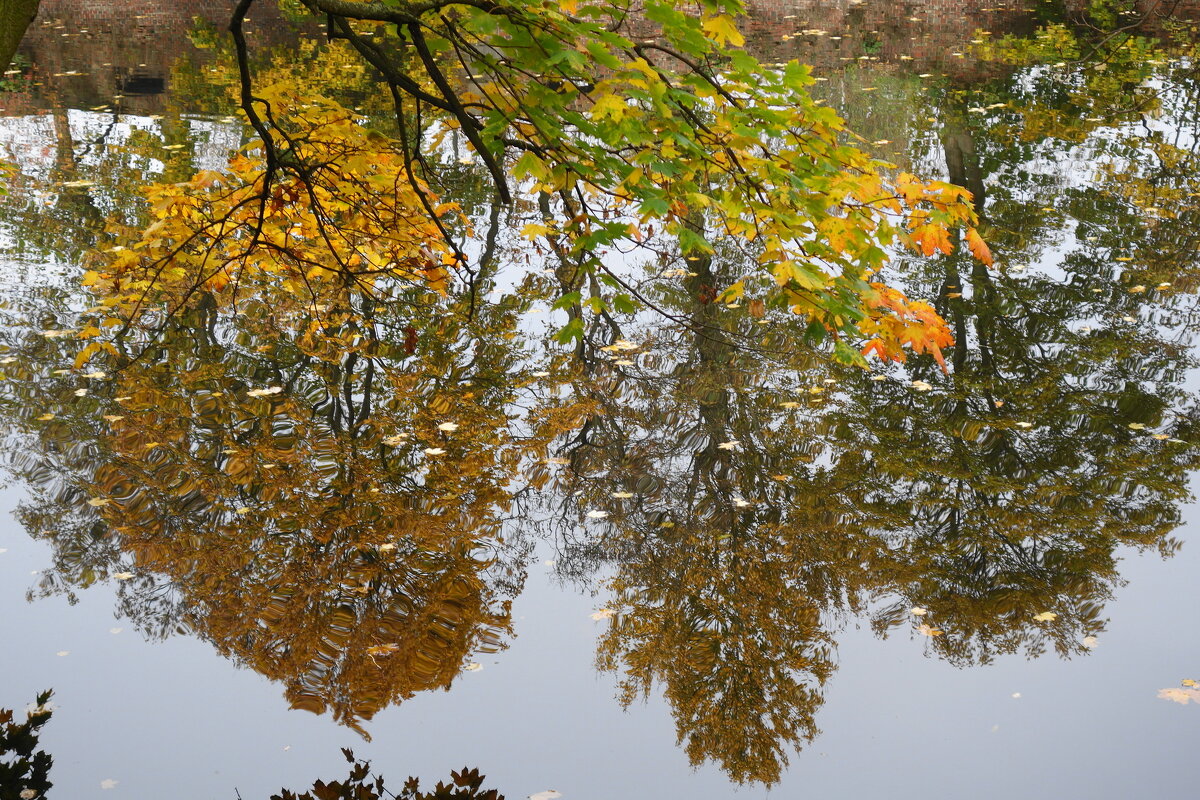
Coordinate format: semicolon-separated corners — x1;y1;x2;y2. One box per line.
965;227;994;266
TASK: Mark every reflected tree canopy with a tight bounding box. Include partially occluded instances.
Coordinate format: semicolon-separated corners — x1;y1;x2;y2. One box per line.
1;0;1200;788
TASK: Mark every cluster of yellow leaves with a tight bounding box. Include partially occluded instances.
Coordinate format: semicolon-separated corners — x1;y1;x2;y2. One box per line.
81;82;460;341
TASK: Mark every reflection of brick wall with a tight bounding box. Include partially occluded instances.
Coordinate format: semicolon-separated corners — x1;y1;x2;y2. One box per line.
6;0;1200;116
6;0;300;115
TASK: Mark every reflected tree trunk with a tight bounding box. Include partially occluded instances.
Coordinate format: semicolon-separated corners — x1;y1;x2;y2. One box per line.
0;0;39;72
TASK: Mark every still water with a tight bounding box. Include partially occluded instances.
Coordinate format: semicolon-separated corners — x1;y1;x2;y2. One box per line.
2;2;1200;798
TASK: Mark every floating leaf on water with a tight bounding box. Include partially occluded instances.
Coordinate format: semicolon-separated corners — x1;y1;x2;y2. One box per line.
586;510;609;519
437;422;459;432
910;607;928;616
734;498;752;508
423;447;446;456
109;627;122;634
463;662;483;672
74;388;88;396
1015;422;1034;429
591;608;615;621
1082;636;1098;649
917;624;942;637
57;651;69;657
36;413;55;421
611;491;634;499
529;792;563;800
87;498;110;507
113;572;134;580
365;643;400;657
1033;611;1058;622
717;440;740;450
543;457;570;465
100;779;119;790
1128;423;1146;430
1158;687;1200;705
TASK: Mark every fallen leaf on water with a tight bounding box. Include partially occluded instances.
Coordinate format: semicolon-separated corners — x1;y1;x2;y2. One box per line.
1015;422;1034;429
102;415;124;422
586;510;609;519
113;572;134;580
57;651;69;657
463;662;483;672
917;624;943;637
366;643;400;657
1128;423;1145;430
910;607;928;616
1158;687;1200;705
1082;636;1098;649
109;627;122;634
74;388;88;396
779;401;801;409
1033;611;1058;622
591;608;615;620
36;413;55;421
378;543;397;552
717;440;740;450
529;792;562;800
423;447;446;456
437;422;459;432
1183;679;1198;688
100;779;118;790
87;498;110;507
543;457;569;465
611;491;634;499
734;498;752;508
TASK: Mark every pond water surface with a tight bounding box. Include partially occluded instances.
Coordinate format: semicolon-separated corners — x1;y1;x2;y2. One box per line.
2;3;1200;798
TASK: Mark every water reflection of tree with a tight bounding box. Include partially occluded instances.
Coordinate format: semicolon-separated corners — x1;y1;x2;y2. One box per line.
546;194;1199;781
0;286;584;734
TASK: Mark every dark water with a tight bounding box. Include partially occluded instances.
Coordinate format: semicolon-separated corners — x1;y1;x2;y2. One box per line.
2;3;1200;798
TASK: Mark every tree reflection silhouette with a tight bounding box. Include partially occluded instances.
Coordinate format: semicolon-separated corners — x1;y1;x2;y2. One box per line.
1;287;583;734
